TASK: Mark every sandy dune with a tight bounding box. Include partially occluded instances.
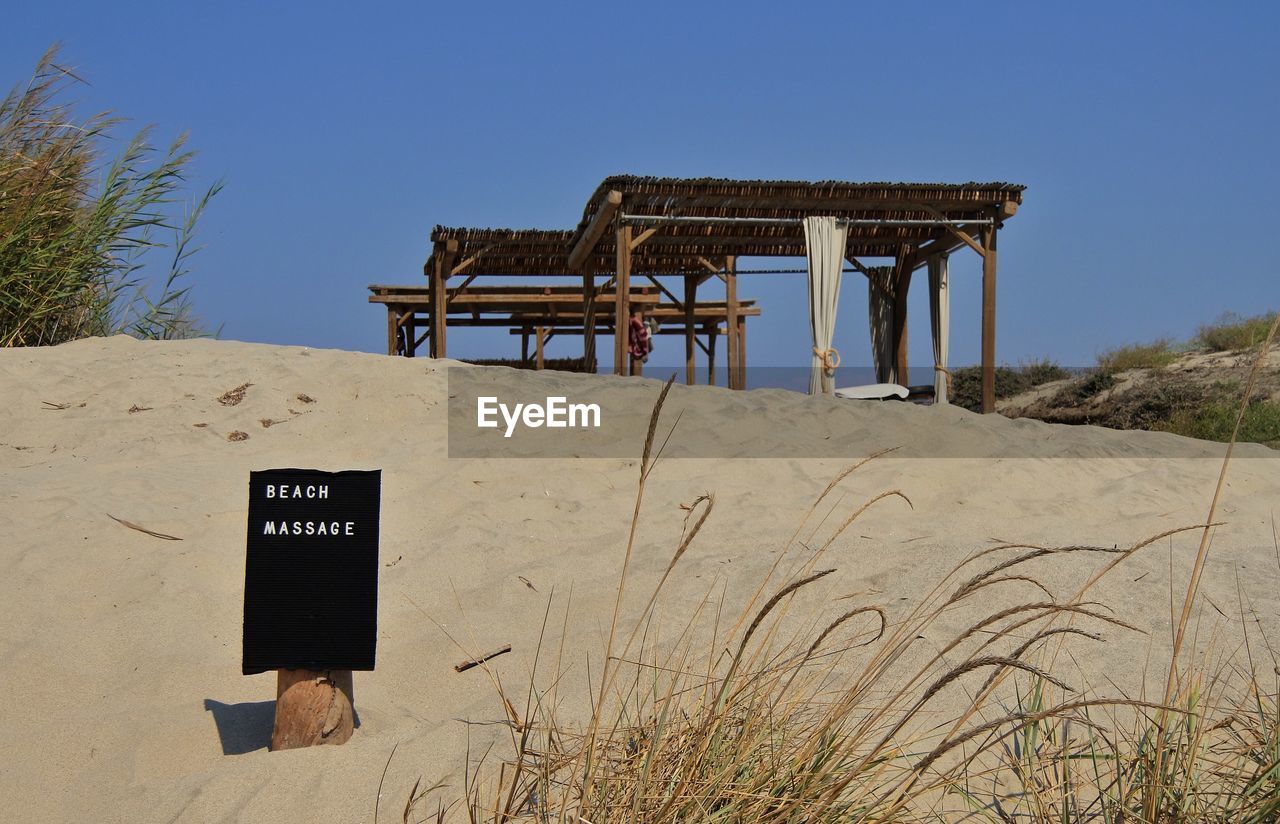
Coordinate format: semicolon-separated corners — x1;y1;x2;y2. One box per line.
2;336;1277;822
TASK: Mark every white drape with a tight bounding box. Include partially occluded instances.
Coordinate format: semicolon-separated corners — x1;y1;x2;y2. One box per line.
804;216;848;395
868;272;895;384
928;254;950;404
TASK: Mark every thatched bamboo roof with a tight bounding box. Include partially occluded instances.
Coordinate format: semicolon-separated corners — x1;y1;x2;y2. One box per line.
425;176;1025;276
569;176;1023;260
426;226;703;276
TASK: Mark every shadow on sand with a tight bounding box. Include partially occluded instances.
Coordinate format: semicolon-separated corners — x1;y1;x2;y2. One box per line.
203;698;275;755
203;697;363;754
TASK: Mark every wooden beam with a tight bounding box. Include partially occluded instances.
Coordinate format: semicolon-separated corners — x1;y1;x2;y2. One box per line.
535;326;546;370
695;256;723;274
427;237;448;353
449;244;494;277
844;255;874;279
644;274;683;309
892;249;913;382
614;223;632;376
386;306;399;356
438;239;459;276
432;262;448;358
684;275;696;385
916;204;985;258
725;256;739;389
630;226;658;250
582;269;596;373
569;190;623;271
431;292;663;307
637;232;944;248
904;224;986;271
626;193;1019;213
444;273;479;304
426;250;438;357
737;315;747;390
981;221;998;413
707;324;717;386
510;327;728;339
428;239;457;358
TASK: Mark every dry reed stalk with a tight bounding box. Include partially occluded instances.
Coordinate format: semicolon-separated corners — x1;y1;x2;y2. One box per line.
1159;311;1280;702
411;340;1280;822
582;376;675;801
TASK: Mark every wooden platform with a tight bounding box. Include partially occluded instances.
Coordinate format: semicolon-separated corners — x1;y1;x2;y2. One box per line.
368;285;758;387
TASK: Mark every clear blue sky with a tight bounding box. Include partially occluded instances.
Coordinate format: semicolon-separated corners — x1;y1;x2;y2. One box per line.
5;1;1277;371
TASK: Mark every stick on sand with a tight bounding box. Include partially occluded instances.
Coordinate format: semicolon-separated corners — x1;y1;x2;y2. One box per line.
453;644;512;672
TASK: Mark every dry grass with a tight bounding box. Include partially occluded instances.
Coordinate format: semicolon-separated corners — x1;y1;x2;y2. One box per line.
1;46;219;346
1196;312;1277;353
403;315;1280;823
1097;340;1179;374
950;359;1072;413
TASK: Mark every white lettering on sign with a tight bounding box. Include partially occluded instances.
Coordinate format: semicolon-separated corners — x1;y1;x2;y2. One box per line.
265;484;329;499
476;395;601;438
262;520;356;536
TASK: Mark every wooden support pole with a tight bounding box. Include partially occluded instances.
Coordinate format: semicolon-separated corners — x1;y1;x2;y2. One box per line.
405;312;417;357
725;256;739;389
684;275;697;385
981;221;999;413
521;329;530;366
614;224;632;376
430;244;453;359
535;326;546;370
386;307;399;356
707;325;717;387
582;269;596;373
271;668;354;750
892;253;913;383
737;315;747;389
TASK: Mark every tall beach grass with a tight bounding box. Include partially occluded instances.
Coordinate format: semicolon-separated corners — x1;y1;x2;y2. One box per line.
401;316;1280;822
0;46;220;347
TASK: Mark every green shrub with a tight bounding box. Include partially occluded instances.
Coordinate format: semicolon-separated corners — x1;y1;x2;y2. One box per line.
950;358;1071;412
1019;357;1072;386
1097;339;1177;373
1158;399;1280;447
0;46;220;347
1195;312;1277;352
1064;369;1117;403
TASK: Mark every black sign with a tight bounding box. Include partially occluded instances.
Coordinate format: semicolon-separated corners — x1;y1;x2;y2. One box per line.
242;469;380;675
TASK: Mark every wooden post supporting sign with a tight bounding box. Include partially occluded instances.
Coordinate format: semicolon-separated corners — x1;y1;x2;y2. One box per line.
272;669;355;749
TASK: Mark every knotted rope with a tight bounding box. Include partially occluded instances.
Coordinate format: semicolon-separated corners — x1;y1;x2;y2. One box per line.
934;364;952;397
813;346;841;376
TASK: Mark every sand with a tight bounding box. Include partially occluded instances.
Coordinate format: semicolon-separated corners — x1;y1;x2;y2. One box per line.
2;336;1277;822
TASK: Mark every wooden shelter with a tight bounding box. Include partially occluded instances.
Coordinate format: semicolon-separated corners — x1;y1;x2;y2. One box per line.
405;177;1023;410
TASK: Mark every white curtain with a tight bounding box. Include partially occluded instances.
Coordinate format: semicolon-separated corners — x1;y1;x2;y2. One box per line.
928;254;950;405
804;216;848;395
868;271;895;384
